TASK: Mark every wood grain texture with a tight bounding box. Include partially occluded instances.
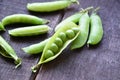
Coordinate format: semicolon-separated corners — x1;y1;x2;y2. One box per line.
36;0;120;80
0;0;62;80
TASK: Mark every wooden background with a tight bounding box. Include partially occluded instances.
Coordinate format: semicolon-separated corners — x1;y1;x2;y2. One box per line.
0;0;120;80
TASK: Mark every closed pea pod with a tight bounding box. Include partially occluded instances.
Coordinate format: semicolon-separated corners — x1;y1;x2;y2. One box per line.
31;22;80;72
8;25;50;37
70;11;90;50
87;8;103;45
2;14;49;26
0;36;21;68
27;0;79;12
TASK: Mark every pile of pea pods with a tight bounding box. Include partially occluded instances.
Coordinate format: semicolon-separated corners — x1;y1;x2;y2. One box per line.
0;0;103;72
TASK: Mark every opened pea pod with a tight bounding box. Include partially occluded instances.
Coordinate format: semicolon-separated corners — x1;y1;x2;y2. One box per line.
27;0;79;12
0;36;21;68
8;25;50;37
31;22;80;72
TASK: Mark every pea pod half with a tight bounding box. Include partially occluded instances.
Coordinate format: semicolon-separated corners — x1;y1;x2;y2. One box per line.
27;0;79;12
87;9;103;45
70;12;90;49
8;25;50;37
31;22;80;72
0;36;22;68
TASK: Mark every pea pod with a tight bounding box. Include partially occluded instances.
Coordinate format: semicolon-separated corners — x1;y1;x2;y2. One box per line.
70;12;90;50
2;14;49;26
27;0;79;12
0;22;5;31
8;25;50;37
22;38;49;54
0;36;22;68
31;22;80;72
87;8;103;45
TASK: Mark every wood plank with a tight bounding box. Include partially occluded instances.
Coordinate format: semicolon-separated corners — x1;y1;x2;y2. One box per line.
0;0;62;80
36;0;120;80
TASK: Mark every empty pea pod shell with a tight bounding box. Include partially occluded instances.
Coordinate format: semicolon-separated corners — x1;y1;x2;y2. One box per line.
70;12;90;50
27;0;79;12
0;22;5;31
8;25;50;37
2;14;49;26
87;13;103;45
22;38;49;54
0;36;22;68
31;22;80;72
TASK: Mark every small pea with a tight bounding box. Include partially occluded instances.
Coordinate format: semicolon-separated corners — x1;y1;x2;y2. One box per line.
66;30;75;39
50;43;59;53
58;32;67;42
44;50;54;59
72;27;80;34
54;38;63;47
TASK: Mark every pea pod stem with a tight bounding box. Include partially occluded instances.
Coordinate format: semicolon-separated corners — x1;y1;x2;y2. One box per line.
0;22;5;31
0;36;22;68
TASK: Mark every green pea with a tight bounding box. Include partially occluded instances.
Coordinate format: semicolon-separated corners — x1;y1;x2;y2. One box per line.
0;36;22;68
58;32;67;42
54;38;63;47
44;50;54;59
2;14;49;26
22;38;49;54
31;22;80;72
66;30;75;39
87;10;103;45
50;43;59;53
27;0;79;12
0;22;5;31
8;25;50;37
70;12;90;50
72;27;80;34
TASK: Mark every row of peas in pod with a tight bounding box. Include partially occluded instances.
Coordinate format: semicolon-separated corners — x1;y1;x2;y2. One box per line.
0;0;103;72
0;0;79;68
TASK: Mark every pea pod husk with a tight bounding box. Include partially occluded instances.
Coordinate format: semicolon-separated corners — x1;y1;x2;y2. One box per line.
70;12;90;50
8;25;50;37
87;13;103;45
0;36;22;68
22;38;49;54
27;0;79;12
31;22;80;72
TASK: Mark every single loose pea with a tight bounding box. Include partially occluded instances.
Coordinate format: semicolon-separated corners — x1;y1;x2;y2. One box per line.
0;22;5;31
87;8;103;45
71;12;90;50
54;38;63;47
0;36;22;68
50;43;59;53
66;30;75;39
8;25;50;37
2;14;49;26
44;50;54;59
58;32;67;42
27;0;79;12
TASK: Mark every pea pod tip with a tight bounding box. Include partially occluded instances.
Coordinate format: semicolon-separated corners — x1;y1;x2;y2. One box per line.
14;58;22;68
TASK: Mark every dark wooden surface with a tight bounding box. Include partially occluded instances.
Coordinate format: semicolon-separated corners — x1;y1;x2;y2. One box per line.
0;0;120;80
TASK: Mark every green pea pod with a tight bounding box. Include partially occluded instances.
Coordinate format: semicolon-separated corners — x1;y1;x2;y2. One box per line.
27;0;79;12
8;25;50;37
2;14;49;26
31;22;80;72
0;22;5;31
87;9;103;45
70;12;90;50
0;36;22;68
22;38;49;54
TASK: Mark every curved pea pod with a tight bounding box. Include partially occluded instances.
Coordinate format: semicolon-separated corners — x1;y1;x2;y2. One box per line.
2;14;49;26
0;36;22;68
22;38;49;54
8;25;50;37
70;12;90;50
87;13;103;45
27;0;79;12
31;22;80;72
0;22;5;31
